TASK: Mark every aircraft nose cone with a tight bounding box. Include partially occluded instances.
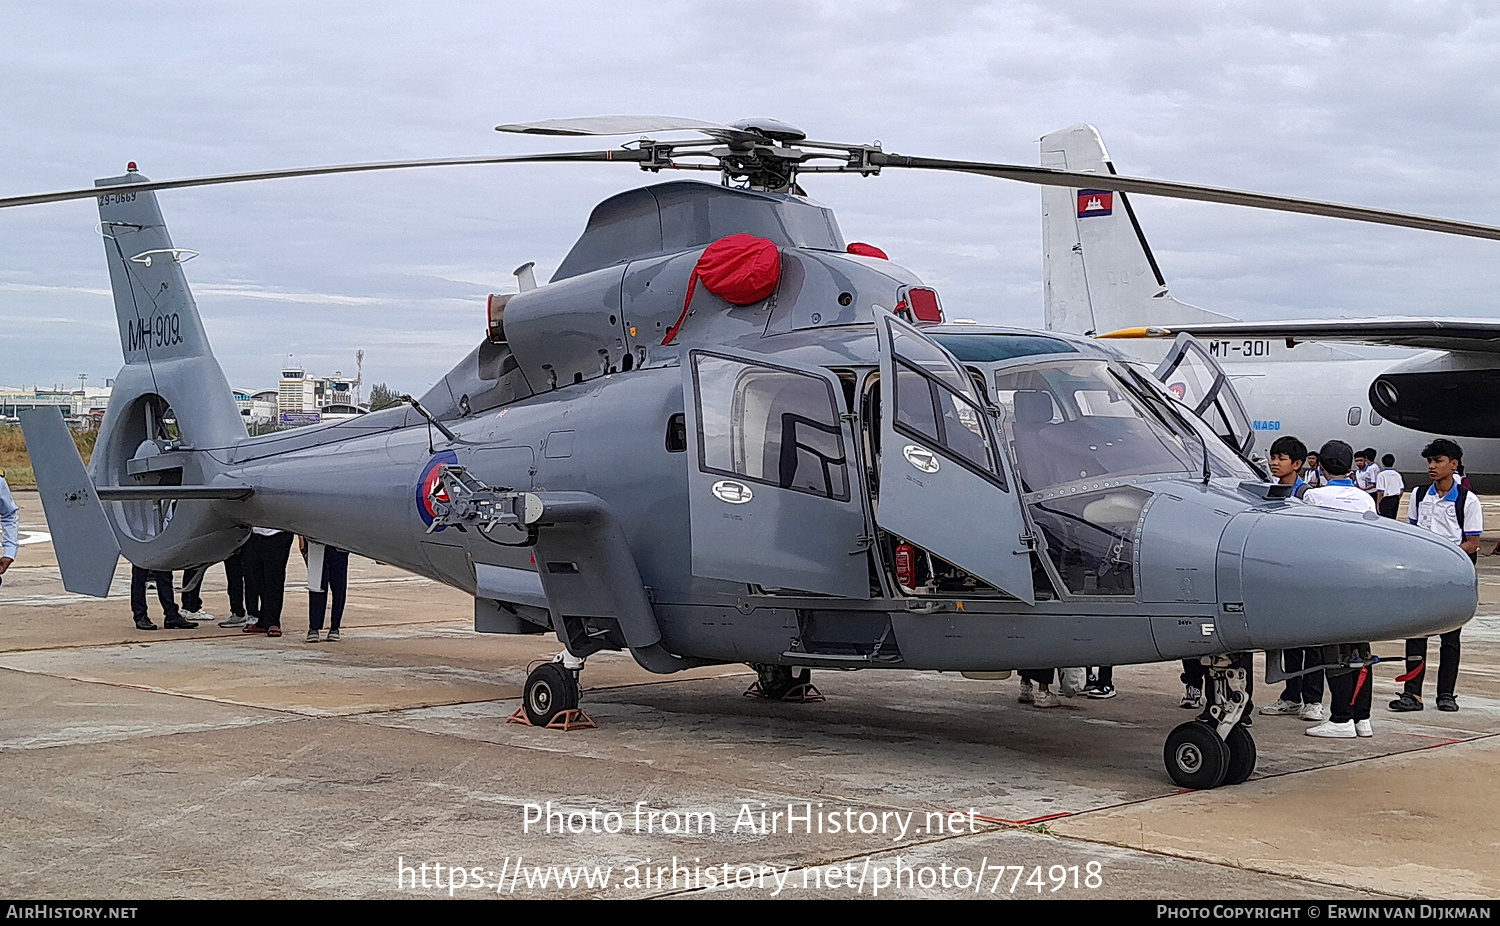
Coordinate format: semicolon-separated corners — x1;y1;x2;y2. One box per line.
1222;507;1477;650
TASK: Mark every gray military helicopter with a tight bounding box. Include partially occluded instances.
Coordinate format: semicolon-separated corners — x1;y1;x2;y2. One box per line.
7;116;1489;789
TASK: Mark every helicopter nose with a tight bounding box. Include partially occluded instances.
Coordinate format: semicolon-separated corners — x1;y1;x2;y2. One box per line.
1219;506;1477;651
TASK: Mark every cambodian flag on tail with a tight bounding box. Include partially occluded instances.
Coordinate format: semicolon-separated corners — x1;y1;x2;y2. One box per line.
1077;189;1113;218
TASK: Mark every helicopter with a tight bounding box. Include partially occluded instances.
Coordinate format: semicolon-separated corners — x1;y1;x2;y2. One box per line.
8;116;1487;790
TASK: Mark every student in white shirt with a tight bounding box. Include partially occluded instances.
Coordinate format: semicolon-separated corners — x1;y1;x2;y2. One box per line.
1302;441;1376;738
1259;436;1327;721
1374;454;1404;519
1391;438;1482;714
1302;452;1327;489
1354;448;1380;503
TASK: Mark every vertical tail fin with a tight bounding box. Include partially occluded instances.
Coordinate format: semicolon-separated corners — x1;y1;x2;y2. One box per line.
96;169;246;451
85;171;250;570
1040;125;1234;335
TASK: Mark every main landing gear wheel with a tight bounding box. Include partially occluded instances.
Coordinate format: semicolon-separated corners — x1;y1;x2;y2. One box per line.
1222;724;1257;786
744;664;825;702
1164;721;1230;790
523;662;580;727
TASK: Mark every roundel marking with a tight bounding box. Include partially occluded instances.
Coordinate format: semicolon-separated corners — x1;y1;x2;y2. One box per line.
903;444;940;474
711;480;754;504
416;449;459;529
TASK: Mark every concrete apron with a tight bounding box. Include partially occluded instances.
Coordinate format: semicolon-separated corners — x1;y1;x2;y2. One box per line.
0;488;1497;899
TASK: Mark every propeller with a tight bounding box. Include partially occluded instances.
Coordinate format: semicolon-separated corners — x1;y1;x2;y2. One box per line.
3;116;1500;244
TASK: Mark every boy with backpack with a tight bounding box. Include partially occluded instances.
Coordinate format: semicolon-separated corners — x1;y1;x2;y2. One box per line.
1391;439;1482;713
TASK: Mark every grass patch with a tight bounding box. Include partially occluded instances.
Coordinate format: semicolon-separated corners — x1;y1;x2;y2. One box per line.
0;426;95;487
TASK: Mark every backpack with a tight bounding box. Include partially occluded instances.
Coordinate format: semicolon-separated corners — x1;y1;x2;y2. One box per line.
1415;482;1477;563
1415;482;1470;532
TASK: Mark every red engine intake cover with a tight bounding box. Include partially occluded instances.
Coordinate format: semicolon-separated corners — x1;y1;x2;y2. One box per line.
663;234;782;344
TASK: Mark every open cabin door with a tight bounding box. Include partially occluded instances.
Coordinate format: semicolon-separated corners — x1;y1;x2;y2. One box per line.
683;349;872;598
1153;333;1256;456
875;314;1034;603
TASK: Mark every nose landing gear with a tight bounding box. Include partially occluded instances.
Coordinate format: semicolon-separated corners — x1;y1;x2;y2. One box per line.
1164;656;1256;789
510;652;596;731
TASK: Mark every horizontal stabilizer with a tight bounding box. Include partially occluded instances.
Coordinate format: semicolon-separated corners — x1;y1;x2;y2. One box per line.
95;485;254;501
17;409;121;597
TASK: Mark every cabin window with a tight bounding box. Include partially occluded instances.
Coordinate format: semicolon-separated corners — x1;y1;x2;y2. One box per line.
1348;406;1362;427
888;320;1003;484
692;352;849;501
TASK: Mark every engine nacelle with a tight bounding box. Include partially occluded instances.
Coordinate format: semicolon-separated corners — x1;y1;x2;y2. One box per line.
1369;351;1500;438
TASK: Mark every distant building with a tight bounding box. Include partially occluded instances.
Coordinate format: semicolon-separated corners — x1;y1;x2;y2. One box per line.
0;386;113;428
278;366;361;415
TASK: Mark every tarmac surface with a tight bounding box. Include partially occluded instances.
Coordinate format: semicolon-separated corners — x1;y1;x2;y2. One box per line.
2;487;1498;900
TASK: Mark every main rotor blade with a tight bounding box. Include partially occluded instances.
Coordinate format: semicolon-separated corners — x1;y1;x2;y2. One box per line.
871;152;1500;242
496;115;738;137
0;149;652;210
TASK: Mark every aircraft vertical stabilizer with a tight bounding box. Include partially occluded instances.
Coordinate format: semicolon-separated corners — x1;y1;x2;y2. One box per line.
1041;125;1232;336
95;170;247;453
88;172;250;571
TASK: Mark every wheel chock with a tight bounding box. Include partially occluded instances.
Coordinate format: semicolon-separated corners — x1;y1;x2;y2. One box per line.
742;680;826;703
506;706;597;731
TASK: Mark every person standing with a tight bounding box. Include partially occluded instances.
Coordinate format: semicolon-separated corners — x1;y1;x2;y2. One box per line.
1375;454;1404;519
302;539;350;643
240;528;293;638
1302;452;1327;489
179;563;214;623
1391;438;1482;713
1083;666;1116;699
1268;435;1312;500
129;565;198;631
1302;440;1376;738
1354;448;1381;504
1018;669;1061;709
0;470;18;585
1260;436;1326;721
217;539;250;627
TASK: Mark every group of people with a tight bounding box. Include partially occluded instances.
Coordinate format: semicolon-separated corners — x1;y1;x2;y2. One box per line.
1255;435;1478;737
130;528;351;644
1014;436;1480;736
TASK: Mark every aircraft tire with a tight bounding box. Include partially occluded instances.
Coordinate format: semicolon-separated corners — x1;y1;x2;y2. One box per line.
1222;724;1257;786
524;662;580;727
1163;721;1230;790
752;664;809;700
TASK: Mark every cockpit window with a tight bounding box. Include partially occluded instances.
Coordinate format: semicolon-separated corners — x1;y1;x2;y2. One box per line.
993;359;1243;493
1029;487;1149;596
930;333;1079;363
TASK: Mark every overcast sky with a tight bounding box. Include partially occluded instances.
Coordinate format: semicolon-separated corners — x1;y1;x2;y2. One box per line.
3;2;1498;393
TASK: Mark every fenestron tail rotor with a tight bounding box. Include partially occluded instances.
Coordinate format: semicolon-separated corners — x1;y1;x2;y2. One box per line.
4;116;1500;243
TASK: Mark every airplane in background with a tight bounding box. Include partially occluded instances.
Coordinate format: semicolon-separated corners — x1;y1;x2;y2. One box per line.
1039;124;1500;492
